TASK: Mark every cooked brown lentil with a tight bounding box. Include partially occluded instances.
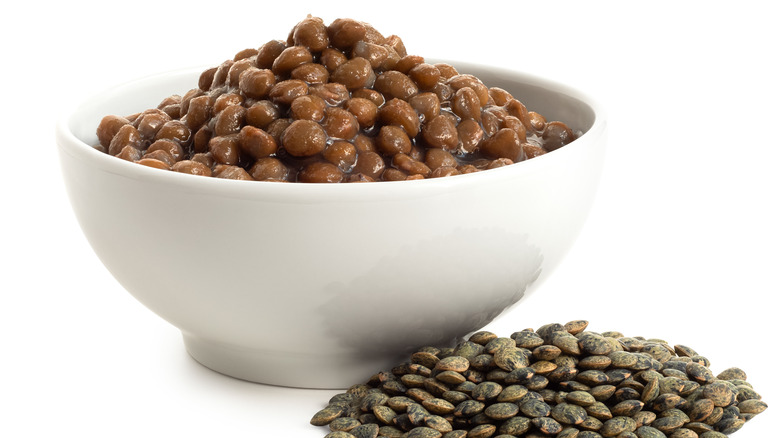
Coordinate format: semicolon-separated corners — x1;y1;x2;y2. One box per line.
95;16;579;182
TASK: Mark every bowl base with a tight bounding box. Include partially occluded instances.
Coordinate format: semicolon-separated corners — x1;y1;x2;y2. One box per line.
182;333;403;389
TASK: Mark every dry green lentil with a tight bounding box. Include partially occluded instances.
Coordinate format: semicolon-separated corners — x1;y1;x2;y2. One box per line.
311;320;767;438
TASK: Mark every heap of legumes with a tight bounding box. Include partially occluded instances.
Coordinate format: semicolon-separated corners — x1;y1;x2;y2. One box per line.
311;320;767;437
94;16;578;183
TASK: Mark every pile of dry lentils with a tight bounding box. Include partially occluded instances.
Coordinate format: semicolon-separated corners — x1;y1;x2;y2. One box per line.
94;16;577;183
311;320;767;438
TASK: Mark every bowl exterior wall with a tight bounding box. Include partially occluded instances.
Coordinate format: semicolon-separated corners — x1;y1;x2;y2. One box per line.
57;65;606;387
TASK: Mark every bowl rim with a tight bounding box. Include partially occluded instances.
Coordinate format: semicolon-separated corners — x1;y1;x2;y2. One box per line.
56;60;606;203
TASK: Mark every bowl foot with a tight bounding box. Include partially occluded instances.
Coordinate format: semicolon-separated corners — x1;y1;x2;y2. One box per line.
182;332;404;389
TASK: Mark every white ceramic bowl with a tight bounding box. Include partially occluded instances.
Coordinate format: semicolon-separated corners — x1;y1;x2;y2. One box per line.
56;61;606;388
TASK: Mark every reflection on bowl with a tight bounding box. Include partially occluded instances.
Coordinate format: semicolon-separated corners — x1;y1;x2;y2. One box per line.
56;61;606;388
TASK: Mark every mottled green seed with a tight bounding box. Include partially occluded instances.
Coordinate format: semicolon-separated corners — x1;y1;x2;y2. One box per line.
738;398;768;414
519;399;551;417
493;346;529;371
632;411;656;426
329;417;361;432
324;431;355;438
716;366;746;381
423;378;448;397
557;426;581;438
608;351;639;368
468;330;497;346
564;319;589;335
585;401;614;420
580;415;604;431
435;370;466;385
704;406;724;426
484;337;516;354
359;413;378;425
536;323;567;342
640;378;659;404
393;413;414;431
634;425;665;438
658;377;685;395
497;416;531;435
530;360;557;374
466;424;496;438
360;392;390;412
378;425;404;437
551;333;582;356
699;431;728;438
373;405;398;424
408;403;430;426
714;416;745;434
311;403;346;426
496;384;527;402
425;415;453;433
601;416;637;437
590;385;617;401
567;390;597;406
471;381;503;401
411;351;440;369
352;423;381;438
619;337;645;352
387;396;415;412
406;426;443;438
668;429;697;438
441;391;469;405
442;431;467;438
435;356;470;373
701;381;737;407
685;422;714;434
468;354;494;371
532;344;562;361
421;397;455;415
577;431;605;438
455;381;476;394
480;402;518;420
671;344;697;357
678;379;699;396
511;330;544;349
407;388;435;403
651;413;686;433
329;392;357;405
551;402;588;424
486;369;509;382
685;362;715;384
650;393;683;411
579;333;614;355
401;374;426;388
641;343;672;362
629;354;653;371
689;398;715;422
579;355;613;370
690;355;711;367
453;341;484;360
611;400;644;417
504;367;534;385
531;416;563;434
736;384;761;402
559;380;591;392
661;368;687;379
578;370;610;386
453;400;485;417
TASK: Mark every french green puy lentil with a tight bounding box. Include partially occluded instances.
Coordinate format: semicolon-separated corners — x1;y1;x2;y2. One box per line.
311;320;767;437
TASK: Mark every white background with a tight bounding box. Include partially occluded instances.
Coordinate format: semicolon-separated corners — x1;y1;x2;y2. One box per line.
1;1;777;436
